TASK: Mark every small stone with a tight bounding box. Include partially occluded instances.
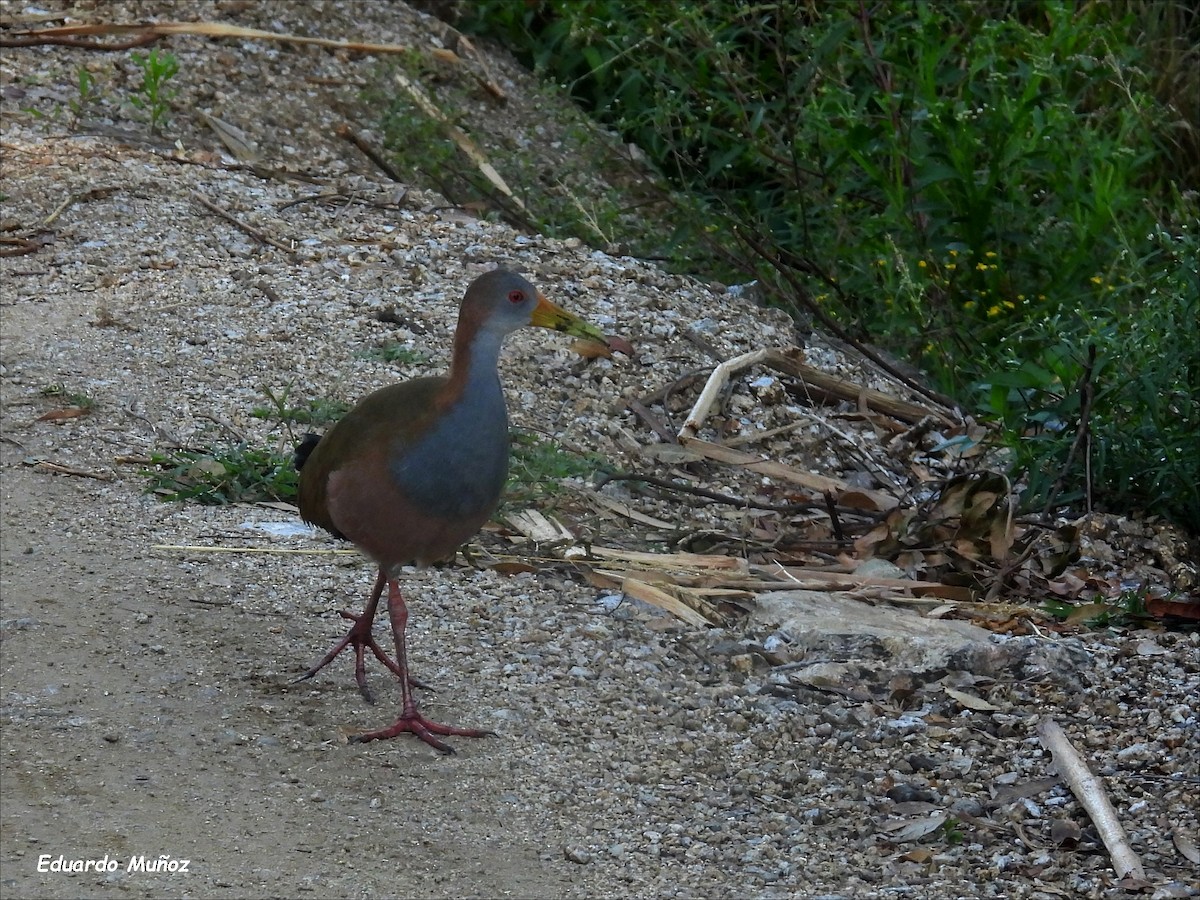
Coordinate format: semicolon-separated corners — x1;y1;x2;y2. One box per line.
563;846;591;865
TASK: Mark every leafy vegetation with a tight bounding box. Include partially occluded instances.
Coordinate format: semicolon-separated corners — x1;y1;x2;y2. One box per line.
144;445;298;505
505;430;612;506
128;49;179;134
461;0;1200;532
39;382;95;409
251;385;350;428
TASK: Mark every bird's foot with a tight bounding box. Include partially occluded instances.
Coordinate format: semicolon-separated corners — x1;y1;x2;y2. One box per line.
349;711;494;754
295;608;422;704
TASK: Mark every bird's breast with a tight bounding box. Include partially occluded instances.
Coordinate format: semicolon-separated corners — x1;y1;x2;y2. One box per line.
388;381;510;522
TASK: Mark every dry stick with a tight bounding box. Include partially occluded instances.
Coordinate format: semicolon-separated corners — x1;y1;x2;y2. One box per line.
1041;343;1097;519
8;21;416;55
392;70;530;218
335;124;405;184
0;237;40;257
597;471;874;517
0;31;161;48
679;349;771;440
191;192;295;255
1036;718;1147;881
679;347;952;442
625;397;677;444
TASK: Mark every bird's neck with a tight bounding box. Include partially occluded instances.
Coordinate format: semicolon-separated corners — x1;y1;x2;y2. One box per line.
447;326;506;402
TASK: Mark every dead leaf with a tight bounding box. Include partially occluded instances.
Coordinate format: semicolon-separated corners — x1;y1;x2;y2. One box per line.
879;812;947;842
1050;818;1082;846
944;687;1000;712
488;561;539;576
1174;829;1200;864
1147;598;1200;622
35;406;89;422
569;338;612;359
604;335;635;356
197;110;261;162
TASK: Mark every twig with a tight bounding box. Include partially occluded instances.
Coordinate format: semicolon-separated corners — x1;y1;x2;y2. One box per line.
731;225;959;411
597;471;876;518
823;491;845;542
152;544;357;555
335;124;405;183
0;237;41;257
190;192;295;255
679;349;771;440
7;21;416;55
32;461;113;481
625;398;677;444
1041;343;1096;519
0;32;161;49
1036;718;1147;881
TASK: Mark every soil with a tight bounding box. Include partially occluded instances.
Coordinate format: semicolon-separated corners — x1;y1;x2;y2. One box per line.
1;3;1197;899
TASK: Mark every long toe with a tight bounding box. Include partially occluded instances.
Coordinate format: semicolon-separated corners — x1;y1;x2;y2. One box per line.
297;608;401;703
349;713;494;753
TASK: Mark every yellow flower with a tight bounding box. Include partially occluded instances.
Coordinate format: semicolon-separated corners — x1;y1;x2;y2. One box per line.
985;251;998;258
976;262;988;271
1090;276;1103;285
949;249;959;257
987;305;1002;317
964;300;976;311
917;260;927;269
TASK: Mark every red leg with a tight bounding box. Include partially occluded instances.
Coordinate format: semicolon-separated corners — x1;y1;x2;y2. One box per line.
295;568;402;703
350;580;492;753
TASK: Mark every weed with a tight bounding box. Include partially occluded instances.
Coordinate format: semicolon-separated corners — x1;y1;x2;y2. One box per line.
129;49;179;134
68;66;102;126
144;445;298;505
941;817;965;846
505;430;611;506
252;385;350;429
357;343;429;365
39;383;94;409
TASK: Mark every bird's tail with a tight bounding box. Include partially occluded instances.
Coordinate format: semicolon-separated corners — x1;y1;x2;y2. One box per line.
293;432;322;471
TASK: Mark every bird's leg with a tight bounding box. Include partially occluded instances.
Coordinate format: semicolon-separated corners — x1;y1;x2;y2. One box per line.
295;568;406;703
350;580;493;753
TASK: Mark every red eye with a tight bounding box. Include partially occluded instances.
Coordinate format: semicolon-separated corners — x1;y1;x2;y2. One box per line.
507;290;525;304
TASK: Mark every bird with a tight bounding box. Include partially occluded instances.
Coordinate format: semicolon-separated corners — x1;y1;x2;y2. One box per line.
293;268;614;752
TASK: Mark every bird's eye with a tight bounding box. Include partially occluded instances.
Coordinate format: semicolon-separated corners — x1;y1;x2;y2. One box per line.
507;290;525;304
